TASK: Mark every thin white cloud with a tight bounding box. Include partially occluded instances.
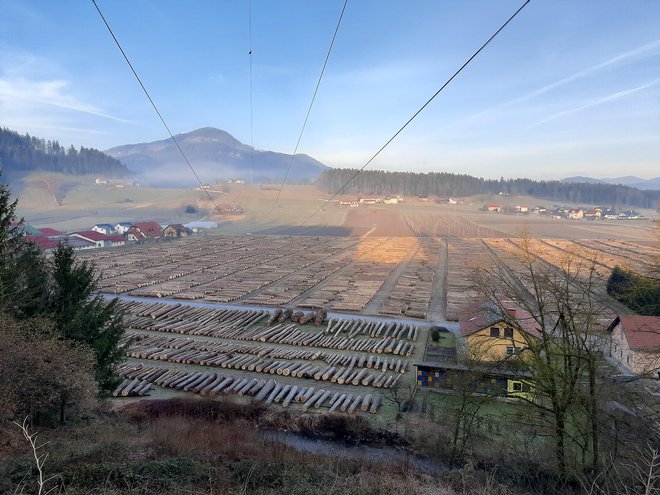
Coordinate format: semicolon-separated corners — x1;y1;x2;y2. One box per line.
531;78;660;127
468;38;660;121
0;77;129;122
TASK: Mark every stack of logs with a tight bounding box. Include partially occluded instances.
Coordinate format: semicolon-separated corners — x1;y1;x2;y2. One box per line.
114;363;383;414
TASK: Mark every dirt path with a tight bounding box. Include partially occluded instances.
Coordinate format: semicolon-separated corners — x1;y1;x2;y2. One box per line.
362;239;421;315
427;238;448;322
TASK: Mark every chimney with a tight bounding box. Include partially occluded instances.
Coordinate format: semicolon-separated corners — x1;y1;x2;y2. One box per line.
507;308;517;318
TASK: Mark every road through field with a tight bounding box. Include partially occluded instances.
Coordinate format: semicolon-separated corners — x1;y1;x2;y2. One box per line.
427;238;448;322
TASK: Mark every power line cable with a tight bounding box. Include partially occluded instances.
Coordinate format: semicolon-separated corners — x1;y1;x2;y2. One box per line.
300;0;532;227
90;0;226;221
248;0;256;228
273;0;349;206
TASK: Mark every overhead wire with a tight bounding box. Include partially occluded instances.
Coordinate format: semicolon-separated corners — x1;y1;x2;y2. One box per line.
299;0;532;227
273;0;349;207
248;0;256;228
90;0;227;222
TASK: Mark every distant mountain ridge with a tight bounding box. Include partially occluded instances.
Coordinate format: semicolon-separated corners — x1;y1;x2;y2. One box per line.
562;175;660;191
106;127;328;186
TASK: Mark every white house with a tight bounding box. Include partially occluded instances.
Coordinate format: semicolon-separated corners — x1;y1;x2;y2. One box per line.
114;222;132;235
92;224;115;235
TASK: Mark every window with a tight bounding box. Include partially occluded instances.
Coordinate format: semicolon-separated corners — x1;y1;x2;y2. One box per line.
504;327;513;338
490;327;500;337
506;346;523;356
512;381;523;392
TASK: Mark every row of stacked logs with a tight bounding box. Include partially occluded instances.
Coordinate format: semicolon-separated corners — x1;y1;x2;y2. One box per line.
114;363;383;414
121;303;416;357
125;341;405;389
324;317;419;342
112;378;152;397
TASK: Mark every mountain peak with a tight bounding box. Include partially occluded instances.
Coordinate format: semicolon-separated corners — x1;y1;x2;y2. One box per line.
178;127;242;144
106;127;327;187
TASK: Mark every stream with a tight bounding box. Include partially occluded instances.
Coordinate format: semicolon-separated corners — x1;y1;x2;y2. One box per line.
260;430;449;475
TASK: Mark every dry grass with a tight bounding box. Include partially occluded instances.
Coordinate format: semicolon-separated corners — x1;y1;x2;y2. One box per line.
0;398;529;495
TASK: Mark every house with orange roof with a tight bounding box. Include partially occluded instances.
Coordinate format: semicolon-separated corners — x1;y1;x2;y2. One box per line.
460;306;542;362
607;315;660;375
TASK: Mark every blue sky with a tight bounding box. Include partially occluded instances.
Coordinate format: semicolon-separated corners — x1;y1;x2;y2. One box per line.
1;0;659;180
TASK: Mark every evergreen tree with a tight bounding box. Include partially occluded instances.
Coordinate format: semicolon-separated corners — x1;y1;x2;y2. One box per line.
49;244;125;390
0;177;27;311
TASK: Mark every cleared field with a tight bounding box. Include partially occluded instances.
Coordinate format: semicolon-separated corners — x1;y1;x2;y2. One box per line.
112;301;425;415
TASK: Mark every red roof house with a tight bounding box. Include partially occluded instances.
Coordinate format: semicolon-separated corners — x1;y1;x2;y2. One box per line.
24;235;60;252
36;227;64;238
127;221;162;241
608;315;660;375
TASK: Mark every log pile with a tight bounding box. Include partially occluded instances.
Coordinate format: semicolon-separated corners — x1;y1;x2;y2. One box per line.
113;300;415;414
294;237;416;311
112;377;153;397
121;302;415;356
378;238;439;319
113;363;383;414
445;239;490;320
125;334;407;388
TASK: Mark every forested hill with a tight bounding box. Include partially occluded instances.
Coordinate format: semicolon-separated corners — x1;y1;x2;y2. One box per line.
0;128;130;177
316;169;660;209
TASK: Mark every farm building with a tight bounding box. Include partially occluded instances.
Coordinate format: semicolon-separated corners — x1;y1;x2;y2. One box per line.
568;209;584;220
163;224;193;238
127;221;162;241
183;221;218;232
607;315;660;376
339;200;359;208
584;209;601;220
114;222;132;234
24;235;60;252
36;227;64;239
484;204;502;212
459;306;542;362
415;362;534;401
92;223;115;235
69;231;125;248
9;223;42;237
65;237;97;250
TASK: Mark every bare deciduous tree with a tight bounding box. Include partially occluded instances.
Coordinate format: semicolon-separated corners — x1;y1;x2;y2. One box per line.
475;232;615;476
